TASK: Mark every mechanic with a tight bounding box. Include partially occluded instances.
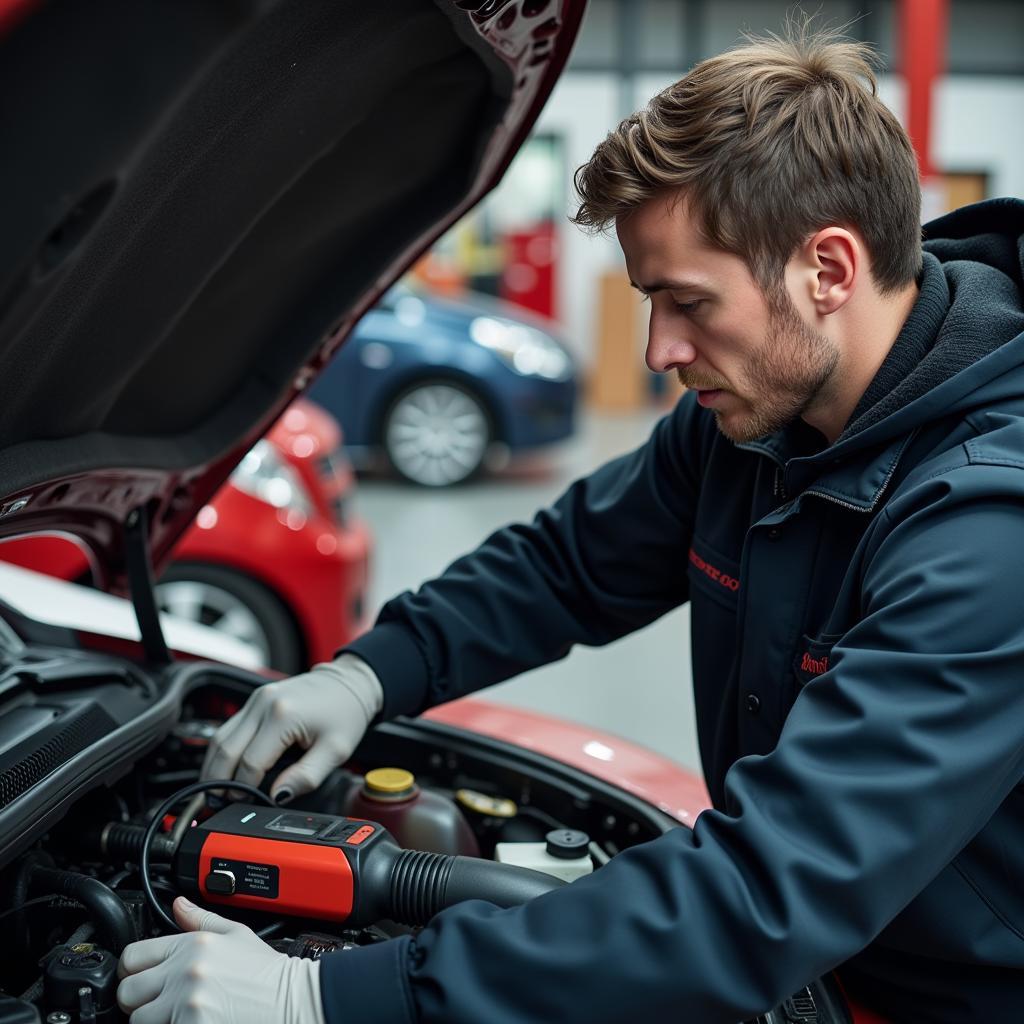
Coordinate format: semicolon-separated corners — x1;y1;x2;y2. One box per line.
117;26;1024;1024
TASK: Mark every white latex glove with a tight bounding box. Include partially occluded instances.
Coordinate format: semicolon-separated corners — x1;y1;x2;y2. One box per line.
201;655;383;803
117;897;326;1024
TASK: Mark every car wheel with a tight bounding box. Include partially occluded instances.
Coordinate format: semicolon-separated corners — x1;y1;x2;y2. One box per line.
155;563;303;673
383;380;491;487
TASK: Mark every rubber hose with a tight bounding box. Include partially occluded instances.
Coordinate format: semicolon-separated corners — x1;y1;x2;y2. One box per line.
29;867;136;954
100;821;177;862
388;850;563;927
19;974;45;1004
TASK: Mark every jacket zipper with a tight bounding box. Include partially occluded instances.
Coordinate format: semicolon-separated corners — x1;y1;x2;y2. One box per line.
801;491;868;513
802;429;916;514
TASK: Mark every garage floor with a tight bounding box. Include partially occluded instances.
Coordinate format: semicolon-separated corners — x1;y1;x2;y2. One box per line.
352;408;702;774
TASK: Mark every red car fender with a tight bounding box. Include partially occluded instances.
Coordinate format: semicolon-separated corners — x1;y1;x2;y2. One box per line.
173;486;369;664
423;697;712;828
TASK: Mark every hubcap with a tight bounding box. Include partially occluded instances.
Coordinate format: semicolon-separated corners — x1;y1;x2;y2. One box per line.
386;384;488;486
156;580;271;666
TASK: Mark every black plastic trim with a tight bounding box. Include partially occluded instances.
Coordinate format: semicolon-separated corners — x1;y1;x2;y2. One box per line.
125;505;170;665
0;661;257;868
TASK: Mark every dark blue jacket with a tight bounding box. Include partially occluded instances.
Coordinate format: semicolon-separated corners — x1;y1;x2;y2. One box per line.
325;199;1024;1023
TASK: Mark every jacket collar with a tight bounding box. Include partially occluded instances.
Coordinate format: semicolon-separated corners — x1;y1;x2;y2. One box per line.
736;429;915;511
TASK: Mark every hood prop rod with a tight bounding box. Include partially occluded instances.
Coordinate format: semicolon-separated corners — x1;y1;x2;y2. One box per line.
125;505;171;665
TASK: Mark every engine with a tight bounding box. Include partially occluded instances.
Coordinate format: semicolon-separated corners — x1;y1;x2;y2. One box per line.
0;666;850;1024
0;671;622;1023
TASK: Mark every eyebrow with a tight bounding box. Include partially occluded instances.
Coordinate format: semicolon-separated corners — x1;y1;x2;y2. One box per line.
629;278;710;295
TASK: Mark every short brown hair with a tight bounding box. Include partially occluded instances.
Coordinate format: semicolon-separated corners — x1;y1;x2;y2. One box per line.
573;22;922;295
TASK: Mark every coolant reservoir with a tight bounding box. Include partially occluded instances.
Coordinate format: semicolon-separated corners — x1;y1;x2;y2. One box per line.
495;829;594;883
345;767;480;857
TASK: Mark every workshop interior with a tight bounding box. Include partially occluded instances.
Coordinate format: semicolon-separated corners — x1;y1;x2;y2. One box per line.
0;0;1020;1023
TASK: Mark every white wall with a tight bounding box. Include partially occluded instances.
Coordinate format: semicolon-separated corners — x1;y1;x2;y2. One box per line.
532;73;621;367
933;76;1024;198
535;71;1024;367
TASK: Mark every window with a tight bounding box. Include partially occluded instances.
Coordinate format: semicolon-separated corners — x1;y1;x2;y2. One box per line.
948;0;1024;74
569;0;619;66
702;0;858;60
637;0;686;68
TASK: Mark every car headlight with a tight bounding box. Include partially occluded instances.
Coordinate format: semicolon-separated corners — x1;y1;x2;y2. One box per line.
469;316;571;381
230;439;314;516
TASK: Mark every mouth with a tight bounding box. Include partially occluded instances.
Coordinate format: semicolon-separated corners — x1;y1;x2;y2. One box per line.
695;389;725;407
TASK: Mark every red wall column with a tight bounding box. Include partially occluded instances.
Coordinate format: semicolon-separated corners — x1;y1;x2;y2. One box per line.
899;0;949;216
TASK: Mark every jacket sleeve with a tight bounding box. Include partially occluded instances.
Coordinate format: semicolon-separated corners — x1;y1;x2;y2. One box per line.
342;395;704;719
319;465;1024;1023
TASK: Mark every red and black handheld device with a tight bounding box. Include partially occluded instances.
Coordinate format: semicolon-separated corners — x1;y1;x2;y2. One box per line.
173;801;564;929
174;804;398;926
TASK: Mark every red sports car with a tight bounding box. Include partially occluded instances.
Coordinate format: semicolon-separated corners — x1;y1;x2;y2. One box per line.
0;398;370;673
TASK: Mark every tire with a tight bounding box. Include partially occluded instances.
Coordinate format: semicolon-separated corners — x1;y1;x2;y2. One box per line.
382;379;492;487
155;563;303;674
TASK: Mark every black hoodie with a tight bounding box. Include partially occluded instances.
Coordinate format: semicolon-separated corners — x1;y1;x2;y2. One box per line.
332;198;1024;1024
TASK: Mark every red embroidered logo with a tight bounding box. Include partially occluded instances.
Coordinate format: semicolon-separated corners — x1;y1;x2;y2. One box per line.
688;547;740;592
800;651;829;675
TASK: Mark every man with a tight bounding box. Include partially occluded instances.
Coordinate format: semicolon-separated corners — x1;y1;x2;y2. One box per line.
117;25;1024;1024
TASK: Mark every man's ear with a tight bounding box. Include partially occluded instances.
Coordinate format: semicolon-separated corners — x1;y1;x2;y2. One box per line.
800;227;860;315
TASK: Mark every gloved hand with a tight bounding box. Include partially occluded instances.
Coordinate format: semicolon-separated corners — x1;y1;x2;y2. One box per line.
117;897;326;1024
201;654;384;804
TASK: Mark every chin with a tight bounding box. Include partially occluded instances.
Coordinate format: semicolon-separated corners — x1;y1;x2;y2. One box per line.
713;412;758;444
716;412;791;445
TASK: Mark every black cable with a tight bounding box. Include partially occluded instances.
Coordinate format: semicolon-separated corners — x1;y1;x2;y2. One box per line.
140;779;274;934
0;894;68;924
516;805;564;829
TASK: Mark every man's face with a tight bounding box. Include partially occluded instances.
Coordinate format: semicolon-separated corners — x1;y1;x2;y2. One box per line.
616;191;840;443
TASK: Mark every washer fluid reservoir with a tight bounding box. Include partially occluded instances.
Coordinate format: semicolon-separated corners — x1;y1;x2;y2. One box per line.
345;767;480;857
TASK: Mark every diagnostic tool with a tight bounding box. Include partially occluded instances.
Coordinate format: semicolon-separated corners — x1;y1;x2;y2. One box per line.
169;796;563;931
174;805;393;925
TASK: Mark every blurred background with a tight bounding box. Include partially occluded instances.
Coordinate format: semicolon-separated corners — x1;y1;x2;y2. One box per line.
6;0;1022;774
349;0;1024;772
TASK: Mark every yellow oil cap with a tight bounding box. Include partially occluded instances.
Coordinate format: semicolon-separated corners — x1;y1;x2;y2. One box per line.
456;788;518;818
363;767;416;797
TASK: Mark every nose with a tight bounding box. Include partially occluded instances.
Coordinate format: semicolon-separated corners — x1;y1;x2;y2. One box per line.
644;312;699;374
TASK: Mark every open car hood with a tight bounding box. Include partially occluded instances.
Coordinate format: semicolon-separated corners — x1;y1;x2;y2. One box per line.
0;0;584;594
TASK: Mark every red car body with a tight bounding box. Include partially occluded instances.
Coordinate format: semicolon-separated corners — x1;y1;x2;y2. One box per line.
0;399;370;671
426;698;714;828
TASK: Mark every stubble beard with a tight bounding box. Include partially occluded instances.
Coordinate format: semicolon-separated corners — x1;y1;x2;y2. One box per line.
681;295;840;444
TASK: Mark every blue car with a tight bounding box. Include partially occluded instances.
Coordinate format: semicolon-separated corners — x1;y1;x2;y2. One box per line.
307;284;577;487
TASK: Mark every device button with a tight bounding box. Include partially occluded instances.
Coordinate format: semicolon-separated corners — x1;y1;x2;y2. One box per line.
320;820;359;841
205;869;236;895
346;825;375;846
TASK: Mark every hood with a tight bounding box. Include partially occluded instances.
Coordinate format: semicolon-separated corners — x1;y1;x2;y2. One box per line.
0;0;584;594
743;198;1024;506
768;198;1024;486
837;197;1024;447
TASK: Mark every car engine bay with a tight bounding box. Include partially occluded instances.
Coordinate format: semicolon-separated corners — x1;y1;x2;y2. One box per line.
0;653;850;1024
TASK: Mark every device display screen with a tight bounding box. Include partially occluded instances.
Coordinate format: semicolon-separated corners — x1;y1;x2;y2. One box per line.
264;812;335;836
